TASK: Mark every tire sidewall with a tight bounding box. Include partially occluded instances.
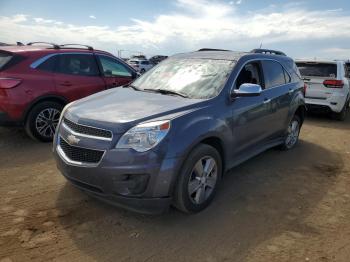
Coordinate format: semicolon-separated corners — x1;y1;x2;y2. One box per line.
174;144;222;213
282;115;301;150
25;102;63;142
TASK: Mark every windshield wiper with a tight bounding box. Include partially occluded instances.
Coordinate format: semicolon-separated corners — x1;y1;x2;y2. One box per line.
123;84;141;91
144;88;189;98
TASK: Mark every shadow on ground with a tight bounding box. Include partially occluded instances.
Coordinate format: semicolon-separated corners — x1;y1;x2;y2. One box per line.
0;127;52;169
54;140;343;261
305;111;350;131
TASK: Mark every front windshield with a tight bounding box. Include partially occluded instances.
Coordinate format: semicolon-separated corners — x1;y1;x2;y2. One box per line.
132;58;235;99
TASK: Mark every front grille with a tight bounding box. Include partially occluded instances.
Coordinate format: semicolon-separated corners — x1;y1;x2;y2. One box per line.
63;118;112;139
59;137;104;164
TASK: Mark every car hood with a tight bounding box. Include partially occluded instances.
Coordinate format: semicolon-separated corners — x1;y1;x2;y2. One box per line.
65;88;206;133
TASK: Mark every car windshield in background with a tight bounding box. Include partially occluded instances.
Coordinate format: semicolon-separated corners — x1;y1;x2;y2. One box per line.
129;61;139;64
132;58;235;99
296;62;337;78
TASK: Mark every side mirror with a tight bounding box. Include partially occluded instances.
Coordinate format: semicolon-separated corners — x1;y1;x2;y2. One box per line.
231;83;262;98
132;72;141;79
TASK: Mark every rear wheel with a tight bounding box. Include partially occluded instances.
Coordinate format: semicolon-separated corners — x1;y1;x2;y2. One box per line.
280;115;301;150
25;101;63;142
333;103;348;121
140;68;146;74
173;144;222;213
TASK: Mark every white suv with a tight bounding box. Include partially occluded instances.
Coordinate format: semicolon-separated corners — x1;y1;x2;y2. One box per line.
128;59;153;74
296;60;350;120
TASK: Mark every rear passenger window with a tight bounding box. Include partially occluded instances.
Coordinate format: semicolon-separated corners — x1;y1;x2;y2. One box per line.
37;56;57;72
262;60;286;89
56;54;99;76
284;69;291;83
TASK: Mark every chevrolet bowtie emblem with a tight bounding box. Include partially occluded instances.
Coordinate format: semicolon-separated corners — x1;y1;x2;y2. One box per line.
67;134;80;145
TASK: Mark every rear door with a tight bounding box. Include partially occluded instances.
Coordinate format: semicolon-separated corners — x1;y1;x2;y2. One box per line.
296;62;337;100
53;53;105;102
260;60;292;138
97;55;134;88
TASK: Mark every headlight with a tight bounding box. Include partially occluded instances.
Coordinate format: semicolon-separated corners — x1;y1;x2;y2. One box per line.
116;120;170;152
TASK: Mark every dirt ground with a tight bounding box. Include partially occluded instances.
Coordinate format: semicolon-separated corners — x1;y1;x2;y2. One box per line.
0;113;350;262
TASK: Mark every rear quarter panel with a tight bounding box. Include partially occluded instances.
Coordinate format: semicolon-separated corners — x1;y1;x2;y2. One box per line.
0;51;56;120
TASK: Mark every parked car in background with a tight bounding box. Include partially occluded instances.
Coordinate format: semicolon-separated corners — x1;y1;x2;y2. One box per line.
0;42;138;141
149;55;168;65
53;48;306;214
296;60;350;120
128;59;153;73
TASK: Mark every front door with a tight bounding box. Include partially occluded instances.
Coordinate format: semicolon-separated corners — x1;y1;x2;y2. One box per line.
97;55;134;88
230;61;272;157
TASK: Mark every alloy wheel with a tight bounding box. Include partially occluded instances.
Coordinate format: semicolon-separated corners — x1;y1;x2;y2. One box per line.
188;156;218;205
35;108;61;138
285;119;300;149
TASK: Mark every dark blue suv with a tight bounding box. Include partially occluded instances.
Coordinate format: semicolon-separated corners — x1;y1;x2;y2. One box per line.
53;48;306;214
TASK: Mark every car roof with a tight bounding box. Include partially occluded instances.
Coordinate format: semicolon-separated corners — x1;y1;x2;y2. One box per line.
171;50;294;63
295;59;342;65
0;45;113;56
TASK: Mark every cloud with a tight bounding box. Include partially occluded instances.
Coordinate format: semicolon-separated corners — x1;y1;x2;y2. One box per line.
89;15;96;19
0;0;350;58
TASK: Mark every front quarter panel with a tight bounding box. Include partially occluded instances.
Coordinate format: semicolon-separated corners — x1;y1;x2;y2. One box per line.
164;101;233;165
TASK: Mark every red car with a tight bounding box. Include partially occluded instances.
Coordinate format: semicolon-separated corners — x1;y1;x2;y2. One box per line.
0;42;137;141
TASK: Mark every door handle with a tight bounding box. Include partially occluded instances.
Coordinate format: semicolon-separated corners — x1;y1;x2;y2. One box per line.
263;98;271;104
60;81;72;87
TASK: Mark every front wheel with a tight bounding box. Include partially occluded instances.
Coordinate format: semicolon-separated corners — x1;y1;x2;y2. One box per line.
280;115;301;150
173;144;222;213
25;101;63;142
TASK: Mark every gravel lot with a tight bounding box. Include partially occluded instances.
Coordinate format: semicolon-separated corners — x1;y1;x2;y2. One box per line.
0;113;350;262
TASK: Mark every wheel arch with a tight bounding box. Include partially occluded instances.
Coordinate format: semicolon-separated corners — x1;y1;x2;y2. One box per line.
294;104;307;125
23;95;68;123
200;136;226;174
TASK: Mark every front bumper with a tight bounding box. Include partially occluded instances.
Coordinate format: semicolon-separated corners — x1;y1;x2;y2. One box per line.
54;135;182;214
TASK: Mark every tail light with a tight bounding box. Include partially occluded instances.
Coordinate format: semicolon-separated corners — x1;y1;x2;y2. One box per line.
323;79;344;88
0;78;22;89
303;83;307;95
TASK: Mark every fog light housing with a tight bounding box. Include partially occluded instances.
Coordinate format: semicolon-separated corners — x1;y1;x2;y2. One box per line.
113;174;150;195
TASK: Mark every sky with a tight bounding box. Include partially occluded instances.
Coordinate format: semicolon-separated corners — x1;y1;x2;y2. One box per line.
0;0;350;60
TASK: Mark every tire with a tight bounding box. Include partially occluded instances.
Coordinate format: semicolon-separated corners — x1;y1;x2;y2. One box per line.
25;101;63;142
280;115;301;150
140;69;146;74
333;104;347;121
173;144;222;213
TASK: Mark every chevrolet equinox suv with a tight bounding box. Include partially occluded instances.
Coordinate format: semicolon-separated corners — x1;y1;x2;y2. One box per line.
0;42;137;141
54;49;306;214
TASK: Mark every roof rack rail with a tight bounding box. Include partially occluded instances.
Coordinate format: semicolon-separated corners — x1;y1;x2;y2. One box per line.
251;48;286;56
27;42;60;49
198;48;230;52
60;44;94;50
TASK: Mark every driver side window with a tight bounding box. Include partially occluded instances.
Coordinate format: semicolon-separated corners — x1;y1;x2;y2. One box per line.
98;55;132;77
235;62;263;89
